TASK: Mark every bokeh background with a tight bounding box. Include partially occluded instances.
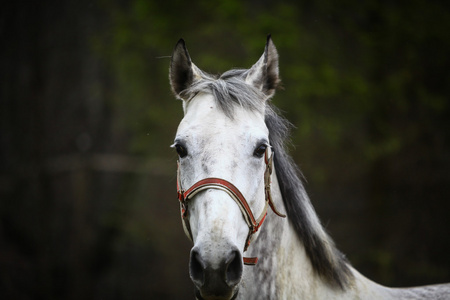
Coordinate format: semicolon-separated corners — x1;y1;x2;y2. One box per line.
1;1;450;299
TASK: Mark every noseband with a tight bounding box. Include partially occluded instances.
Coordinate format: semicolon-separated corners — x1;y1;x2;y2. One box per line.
176;147;286;265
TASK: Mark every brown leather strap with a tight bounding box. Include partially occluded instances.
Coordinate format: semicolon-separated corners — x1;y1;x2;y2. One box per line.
182;178;261;232
243;257;258;265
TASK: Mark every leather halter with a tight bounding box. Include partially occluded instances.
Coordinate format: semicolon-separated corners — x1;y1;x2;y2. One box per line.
176;147;286;265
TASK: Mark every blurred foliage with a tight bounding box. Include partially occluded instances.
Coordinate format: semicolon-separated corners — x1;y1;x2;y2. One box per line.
95;0;449;182
2;0;450;299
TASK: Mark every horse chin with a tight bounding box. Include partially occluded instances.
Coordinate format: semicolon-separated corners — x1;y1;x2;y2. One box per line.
195;287;239;300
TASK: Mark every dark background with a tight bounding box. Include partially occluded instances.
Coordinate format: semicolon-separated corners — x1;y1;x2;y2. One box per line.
1;1;449;299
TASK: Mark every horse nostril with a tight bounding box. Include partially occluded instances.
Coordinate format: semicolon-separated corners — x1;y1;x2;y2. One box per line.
189;248;205;287
190;246;243;295
225;249;243;287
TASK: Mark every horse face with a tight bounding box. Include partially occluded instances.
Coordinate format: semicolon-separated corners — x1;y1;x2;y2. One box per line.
170;37;279;299
174;92;268;298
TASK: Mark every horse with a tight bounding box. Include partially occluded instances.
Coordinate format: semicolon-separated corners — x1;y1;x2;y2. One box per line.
168;36;450;300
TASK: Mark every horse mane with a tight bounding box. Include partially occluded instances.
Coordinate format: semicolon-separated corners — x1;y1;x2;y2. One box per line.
181;69;354;289
265;109;354;289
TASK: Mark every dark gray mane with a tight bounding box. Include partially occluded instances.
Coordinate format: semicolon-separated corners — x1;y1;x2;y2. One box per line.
183;70;354;289
182;69;265;117
266;112;354;289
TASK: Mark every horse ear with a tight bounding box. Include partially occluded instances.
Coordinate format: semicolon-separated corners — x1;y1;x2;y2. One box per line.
245;35;280;98
169;39;201;99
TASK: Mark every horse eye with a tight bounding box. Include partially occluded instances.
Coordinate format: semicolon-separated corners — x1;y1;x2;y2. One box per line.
175;144;188;158
253;144;267;158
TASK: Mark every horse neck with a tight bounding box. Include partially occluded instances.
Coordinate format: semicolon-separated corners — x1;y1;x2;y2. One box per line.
241;170;398;299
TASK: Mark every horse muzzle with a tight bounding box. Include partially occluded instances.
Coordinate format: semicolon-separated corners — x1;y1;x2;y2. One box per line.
190;245;243;300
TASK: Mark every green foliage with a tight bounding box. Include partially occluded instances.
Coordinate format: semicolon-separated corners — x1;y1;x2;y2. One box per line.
93;0;450;187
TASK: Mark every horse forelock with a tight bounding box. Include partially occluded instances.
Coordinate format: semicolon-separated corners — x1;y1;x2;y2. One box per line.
181;69;266;118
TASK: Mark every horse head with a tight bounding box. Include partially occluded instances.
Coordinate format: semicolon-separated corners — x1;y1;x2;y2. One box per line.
169;36;281;299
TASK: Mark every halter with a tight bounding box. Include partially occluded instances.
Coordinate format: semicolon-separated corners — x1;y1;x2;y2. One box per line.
176;147;286;265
